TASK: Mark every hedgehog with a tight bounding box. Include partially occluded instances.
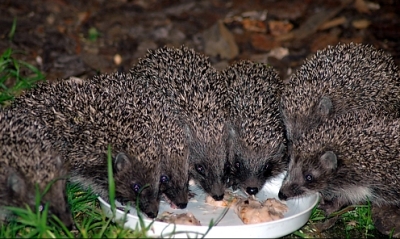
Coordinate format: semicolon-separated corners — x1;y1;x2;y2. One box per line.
281;43;400;144
0;109;73;228
9;72;189;218
221;61;287;196
278;110;400;234
131;46;231;201
156;110;190;210
277;110;400;236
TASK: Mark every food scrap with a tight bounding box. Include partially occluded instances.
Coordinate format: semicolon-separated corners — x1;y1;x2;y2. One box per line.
205;191;239;208
156;211;201;226
234;197;288;224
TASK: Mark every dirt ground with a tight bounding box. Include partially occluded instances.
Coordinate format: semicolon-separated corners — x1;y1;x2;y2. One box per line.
1;0;398;238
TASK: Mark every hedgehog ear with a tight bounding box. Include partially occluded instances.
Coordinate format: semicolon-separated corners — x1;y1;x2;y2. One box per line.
7;171;26;196
320;151;337;170
318;96;333;116
114;152;132;173
273;143;287;160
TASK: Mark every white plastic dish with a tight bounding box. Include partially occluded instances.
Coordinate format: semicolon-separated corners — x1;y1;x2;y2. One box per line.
98;173;319;238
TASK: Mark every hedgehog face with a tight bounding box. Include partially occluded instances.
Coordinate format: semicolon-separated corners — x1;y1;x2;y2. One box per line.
159;172;190;210
190;161;231;201
230;141;287;196
188;143;231;201
182;120;232;201
154;115;191;210
278;151;338;201
113;152;161;218
158;148;190;209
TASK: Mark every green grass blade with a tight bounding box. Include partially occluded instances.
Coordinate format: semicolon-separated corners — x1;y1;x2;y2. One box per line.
107;144;116;217
8;17;17;41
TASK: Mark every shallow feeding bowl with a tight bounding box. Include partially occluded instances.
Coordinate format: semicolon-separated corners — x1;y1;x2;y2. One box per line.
99;173;319;238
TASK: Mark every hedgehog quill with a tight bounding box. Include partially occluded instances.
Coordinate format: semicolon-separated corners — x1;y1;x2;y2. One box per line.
281;43;400;143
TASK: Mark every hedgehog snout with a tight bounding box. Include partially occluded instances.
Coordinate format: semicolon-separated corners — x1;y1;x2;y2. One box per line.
176;202;188;209
246;187;259;195
278;191;287;201
146;211;158;219
278;183;302;201
212;194;224;201
140;198;160;218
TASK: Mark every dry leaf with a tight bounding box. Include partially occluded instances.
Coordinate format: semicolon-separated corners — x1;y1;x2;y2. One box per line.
318;16;347;30
354;0;370;14
352;19;371;29
242;19;267;33
268;20;293;36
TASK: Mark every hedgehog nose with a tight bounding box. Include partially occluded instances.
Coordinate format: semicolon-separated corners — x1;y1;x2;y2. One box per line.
212;194;224;201
278;191;287;201
246;187;259;195
146;211;157;219
176;203;188;209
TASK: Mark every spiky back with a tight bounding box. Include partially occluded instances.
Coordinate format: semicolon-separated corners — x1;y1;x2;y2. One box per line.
131;46;229;145
9;73;162;202
0;110;65;185
224;61;285;150
12;73;157;161
282;43;400;141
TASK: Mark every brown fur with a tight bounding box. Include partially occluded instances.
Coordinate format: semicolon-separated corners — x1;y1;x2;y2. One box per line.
278;111;400;216
222;61;287;196
281;43;400;143
131;46;230;201
0;110;72;227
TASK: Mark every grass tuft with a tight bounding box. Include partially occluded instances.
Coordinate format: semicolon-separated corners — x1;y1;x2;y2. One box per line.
0;47;45;106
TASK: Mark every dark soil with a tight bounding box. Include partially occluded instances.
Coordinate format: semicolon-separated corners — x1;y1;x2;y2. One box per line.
1;0;398;238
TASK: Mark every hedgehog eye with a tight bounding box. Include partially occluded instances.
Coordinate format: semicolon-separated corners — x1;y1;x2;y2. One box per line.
224;162;231;174
195;164;205;176
131;183;141;192
160;175;170;183
234;162;240;169
265;162;270;170
263;162;273;177
305;174;313;182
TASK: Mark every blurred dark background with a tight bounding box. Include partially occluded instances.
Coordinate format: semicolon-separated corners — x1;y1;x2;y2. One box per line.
1;0;399;82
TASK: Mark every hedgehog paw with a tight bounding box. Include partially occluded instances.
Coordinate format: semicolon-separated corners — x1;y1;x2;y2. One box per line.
372;204;400;238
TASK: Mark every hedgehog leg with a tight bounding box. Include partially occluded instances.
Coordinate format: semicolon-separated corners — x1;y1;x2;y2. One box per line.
372;204;400;238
